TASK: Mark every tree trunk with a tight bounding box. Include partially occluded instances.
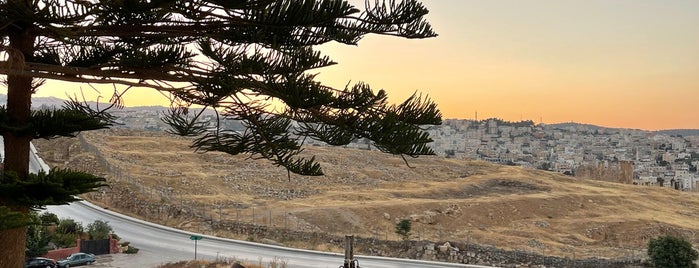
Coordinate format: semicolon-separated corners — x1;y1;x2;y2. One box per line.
0;212;29;268
0;26;35;268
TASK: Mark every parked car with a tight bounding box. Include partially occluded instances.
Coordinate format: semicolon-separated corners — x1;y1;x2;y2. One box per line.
56;253;95;268
24;257;57;268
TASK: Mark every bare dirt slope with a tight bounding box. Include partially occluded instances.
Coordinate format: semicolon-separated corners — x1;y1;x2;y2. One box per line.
34;129;699;259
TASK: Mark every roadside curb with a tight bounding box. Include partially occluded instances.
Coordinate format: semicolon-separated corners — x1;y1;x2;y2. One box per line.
75;200;485;268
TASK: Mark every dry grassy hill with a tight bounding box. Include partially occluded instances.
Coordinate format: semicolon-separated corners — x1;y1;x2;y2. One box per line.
34;129;699;260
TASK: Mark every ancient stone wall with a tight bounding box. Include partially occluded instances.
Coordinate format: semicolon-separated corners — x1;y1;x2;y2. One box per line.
207;221;648;268
575;160;634;184
83;183;649;268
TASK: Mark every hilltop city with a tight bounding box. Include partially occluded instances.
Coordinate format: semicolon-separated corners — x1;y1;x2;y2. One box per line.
110;106;699;192
17;95;699;193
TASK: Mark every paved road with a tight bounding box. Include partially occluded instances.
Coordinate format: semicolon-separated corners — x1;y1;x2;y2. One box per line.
46;201;493;268
0;139;50;173
25;140;492;268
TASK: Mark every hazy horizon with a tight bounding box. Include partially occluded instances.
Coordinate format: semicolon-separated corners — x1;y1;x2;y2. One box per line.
11;93;698;133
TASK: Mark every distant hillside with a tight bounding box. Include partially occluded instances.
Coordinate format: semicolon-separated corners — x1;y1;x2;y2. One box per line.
546;122;639;132
655;129;699;136
2;94;698;135
547;122;607;130
0;94;69;108
547;121;699;136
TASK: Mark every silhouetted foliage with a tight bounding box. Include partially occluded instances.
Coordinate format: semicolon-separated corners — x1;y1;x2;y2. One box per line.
0;1;440;265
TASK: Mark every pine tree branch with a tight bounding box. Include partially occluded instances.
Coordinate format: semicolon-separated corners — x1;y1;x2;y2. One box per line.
0;169;106;209
3;0;440;179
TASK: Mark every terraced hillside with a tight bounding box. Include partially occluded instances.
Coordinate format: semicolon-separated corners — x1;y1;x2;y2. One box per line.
34;129;699;259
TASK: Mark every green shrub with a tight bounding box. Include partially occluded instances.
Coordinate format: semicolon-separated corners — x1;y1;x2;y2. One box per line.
51;232;78;248
125;245;139;254
648;235;698;268
395;219;412;240
56;218;83;234
39;212;59;226
25;212;50;257
86;220;113;240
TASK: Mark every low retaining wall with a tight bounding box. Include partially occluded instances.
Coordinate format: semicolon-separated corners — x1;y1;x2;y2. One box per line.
43;238;120;261
209;221;649;267
43;240;81;261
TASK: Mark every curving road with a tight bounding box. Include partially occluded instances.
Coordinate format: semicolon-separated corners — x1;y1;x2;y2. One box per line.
46;201;494;268
24;141;493;268
0;139;50;174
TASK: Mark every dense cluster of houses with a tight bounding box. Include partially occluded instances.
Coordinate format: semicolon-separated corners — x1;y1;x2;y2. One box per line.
423;119;699;191
108;105;699;192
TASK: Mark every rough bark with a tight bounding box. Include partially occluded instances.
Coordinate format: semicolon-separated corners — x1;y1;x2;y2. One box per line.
0;26;35;268
0;212;28;268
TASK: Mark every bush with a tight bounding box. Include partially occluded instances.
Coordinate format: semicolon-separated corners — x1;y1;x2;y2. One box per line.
125;245;139;254
87;220;113;240
51;232;78;248
395;219;412;240
647;235;698;268
39;212;59;226
56;218;83;234
25;212;50;257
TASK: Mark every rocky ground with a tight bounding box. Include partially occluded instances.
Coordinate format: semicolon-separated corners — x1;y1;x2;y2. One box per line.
33;129;699;262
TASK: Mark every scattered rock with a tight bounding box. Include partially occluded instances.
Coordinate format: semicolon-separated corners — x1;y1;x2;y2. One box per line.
535;221;549;228
409;211;437;224
444;204;460;215
231;263;246;268
260;238;284;246
438;242;452;253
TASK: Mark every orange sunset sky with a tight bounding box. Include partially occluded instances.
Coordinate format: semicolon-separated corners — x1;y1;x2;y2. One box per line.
28;0;699;131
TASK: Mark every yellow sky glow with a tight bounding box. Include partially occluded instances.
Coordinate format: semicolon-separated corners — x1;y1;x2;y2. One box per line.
316;0;699;130
26;1;699;131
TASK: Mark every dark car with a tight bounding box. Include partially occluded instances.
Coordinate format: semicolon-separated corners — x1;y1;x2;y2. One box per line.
56;253;95;268
24;257;57;268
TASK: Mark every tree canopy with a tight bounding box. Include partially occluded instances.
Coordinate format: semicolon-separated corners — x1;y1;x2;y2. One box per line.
1;0;440;175
0;0;441;266
648;235;699;268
